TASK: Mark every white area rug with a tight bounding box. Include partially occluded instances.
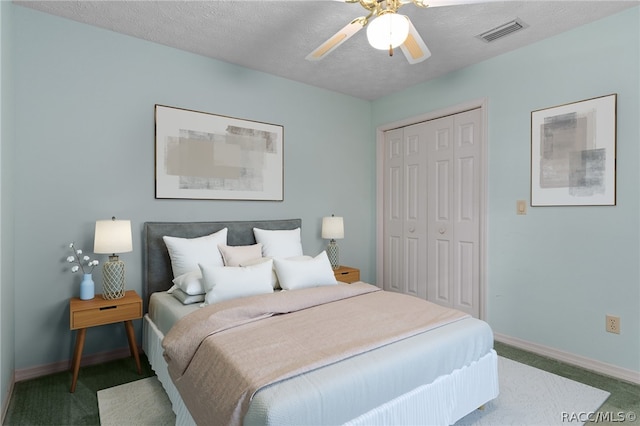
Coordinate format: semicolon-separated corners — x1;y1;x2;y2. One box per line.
456;357;610;425
98;377;175;425
98;357;610;426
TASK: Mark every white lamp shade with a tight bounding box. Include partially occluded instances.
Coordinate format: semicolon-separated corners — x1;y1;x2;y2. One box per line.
367;13;410;50
322;216;344;239
94;219;133;254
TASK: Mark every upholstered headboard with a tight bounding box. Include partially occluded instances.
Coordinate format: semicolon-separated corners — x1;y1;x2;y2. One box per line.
143;218;302;310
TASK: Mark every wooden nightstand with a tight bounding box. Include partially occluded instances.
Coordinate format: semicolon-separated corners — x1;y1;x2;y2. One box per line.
333;265;360;283
69;290;142;392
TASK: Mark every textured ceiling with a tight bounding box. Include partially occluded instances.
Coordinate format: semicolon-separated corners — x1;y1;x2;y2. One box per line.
15;0;638;100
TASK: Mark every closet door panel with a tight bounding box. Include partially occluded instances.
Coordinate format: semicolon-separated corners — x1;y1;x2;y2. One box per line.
456;241;475;309
427;116;454;306
384;129;405;293
452;109;481;316
405;237;420;297
436;160;450;221
435;239;451;304
403;125;427;299
388;235;402;293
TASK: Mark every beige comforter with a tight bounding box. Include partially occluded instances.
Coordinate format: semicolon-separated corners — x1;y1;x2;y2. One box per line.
162;282;468;426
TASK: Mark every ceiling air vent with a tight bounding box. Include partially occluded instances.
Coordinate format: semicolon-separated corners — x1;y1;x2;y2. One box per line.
477;19;528;43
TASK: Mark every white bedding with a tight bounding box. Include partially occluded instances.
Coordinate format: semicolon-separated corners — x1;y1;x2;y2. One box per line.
144;291;499;425
148;291;198;336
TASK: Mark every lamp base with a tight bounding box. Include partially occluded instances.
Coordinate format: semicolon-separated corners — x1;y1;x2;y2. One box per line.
327;240;340;270
102;256;125;300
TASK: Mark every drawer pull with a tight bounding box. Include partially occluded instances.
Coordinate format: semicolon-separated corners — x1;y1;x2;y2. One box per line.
340;272;349;275
100;306;117;311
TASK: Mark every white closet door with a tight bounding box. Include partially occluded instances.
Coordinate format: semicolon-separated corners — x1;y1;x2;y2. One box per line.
383;125;427;298
403;123;428;299
382;107;482;318
427;109;481;317
425;115;455;307
383;128;404;294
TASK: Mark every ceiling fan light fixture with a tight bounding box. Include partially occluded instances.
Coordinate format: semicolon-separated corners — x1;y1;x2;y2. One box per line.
366;13;410;50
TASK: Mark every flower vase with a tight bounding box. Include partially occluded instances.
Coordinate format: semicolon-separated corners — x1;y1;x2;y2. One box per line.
80;273;95;300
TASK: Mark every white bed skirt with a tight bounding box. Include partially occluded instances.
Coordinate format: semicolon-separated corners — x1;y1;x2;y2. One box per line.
346;351;498;425
143;315;195;425
143;314;498;426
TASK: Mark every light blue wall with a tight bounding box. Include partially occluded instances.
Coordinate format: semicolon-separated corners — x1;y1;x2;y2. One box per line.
1;0;16;415
5;3;639;379
10;5;374;370
373;6;639;373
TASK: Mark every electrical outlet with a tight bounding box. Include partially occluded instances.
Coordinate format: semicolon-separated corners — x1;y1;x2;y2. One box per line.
606;315;620;334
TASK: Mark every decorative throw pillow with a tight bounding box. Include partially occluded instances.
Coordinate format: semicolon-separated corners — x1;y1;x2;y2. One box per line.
200;259;274;305
163;228;228;278
253;227;303;258
273;251;338;291
239;256;277;289
241;255;312;289
218;243;263;267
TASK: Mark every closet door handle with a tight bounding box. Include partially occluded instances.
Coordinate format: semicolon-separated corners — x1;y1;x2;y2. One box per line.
408;227;415;233
438;227;446;234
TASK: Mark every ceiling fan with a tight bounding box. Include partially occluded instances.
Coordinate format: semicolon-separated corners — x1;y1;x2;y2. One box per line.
306;0;487;64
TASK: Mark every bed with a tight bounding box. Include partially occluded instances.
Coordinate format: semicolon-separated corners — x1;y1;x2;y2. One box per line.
142;219;499;426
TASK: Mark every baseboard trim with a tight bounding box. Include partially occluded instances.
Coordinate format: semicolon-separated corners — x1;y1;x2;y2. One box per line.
1;371;15;425
494;333;640;385
14;346;142;382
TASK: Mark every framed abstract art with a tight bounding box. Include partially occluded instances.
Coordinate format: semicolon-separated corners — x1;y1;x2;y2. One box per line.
155;105;284;201
531;94;617;206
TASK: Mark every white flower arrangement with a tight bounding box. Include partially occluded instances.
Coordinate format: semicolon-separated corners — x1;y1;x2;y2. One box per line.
66;242;99;274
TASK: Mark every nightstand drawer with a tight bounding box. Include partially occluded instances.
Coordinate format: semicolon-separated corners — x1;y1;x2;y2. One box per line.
72;303;140;329
333;266;360;284
70;291;142;330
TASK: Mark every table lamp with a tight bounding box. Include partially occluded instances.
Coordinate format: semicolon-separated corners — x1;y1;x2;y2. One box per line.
322;215;344;270
94;217;133;300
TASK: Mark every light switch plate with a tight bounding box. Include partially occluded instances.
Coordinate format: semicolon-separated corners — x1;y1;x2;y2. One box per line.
517;200;527;215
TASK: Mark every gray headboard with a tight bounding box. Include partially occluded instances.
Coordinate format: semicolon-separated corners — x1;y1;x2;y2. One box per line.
143;218;302;311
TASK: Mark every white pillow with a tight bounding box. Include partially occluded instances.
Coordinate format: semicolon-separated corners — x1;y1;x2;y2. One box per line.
253;227;303;258
171;288;205;305
218;243;263;267
240;256;277;289
273;251;338;291
171;270;205;295
200;259;274;305
241;255;312;289
163;228;228;278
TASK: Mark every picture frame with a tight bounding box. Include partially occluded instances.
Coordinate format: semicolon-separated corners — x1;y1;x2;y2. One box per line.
155;105;284;201
531;94;617;206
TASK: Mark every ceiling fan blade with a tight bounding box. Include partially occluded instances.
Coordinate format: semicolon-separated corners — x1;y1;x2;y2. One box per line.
400;18;431;64
306;18;365;61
